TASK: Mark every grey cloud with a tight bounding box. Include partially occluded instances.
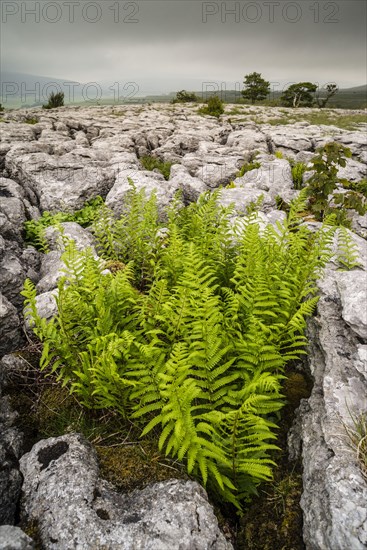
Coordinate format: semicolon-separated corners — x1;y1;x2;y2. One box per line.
1;0;366;91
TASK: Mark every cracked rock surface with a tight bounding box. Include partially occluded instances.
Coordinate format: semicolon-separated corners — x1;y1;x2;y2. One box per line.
19;433;232;550
0;103;366;549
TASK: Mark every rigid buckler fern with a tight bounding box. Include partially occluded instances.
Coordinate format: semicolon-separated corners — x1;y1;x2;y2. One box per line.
22;184;341;511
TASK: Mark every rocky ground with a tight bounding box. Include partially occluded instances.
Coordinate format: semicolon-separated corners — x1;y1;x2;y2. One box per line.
0;103;366;549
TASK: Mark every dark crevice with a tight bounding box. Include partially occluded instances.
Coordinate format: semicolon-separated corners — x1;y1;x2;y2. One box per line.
96;508;110;520
38;441;69;471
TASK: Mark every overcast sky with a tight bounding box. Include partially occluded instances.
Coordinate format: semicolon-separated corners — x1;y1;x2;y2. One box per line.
1;0;366;94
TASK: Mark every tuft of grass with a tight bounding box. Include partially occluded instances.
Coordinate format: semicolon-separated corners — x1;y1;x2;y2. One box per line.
289;112;367;131
24;117;39;125
254;117;292;126
344;411;367;481
140;155;173;180
236;160;261;178
227;107;246;116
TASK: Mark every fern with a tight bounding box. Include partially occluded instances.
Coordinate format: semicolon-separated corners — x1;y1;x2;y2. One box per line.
23;187;338;511
93;182;162;289
335;226;362;270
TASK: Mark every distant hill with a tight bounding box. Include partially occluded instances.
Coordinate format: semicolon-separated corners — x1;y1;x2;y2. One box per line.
343;84;367;93
0;71;205;107
1;71;366;109
0;71;87;107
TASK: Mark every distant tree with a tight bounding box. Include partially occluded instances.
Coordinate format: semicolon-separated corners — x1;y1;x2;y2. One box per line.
43;91;64;109
315;83;339;108
173;90;198;103
241;72;270;104
0;103;4;112
198;95;224;118
280;82;317;108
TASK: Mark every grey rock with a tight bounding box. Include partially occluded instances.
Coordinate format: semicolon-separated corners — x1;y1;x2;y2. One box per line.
350;210;367;240
24;290;59;330
0;236;5;261
264;209;287;226
0;396;23;525
337;158;367;182
20;433;232;550
0;355;30;388
216;188;275;214
288;269;367;550
294;150;315;165
195;158;241;188
0;252;26;307
169;165;208;202
5;149;115;212
336;271;367;339
358;149;367;165
355;345;367;382
106;168;180;218
235;158;296;203
35;252;63;294
43;222;95;253
226;129;267;152
266;125;315;153
0;526;34;550
21;248;41;284
0;294;23;358
0;179;28;244
337;131;367;156
0;123;36;144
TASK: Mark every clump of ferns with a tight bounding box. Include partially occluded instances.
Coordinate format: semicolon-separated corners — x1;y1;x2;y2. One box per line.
22;185;340;511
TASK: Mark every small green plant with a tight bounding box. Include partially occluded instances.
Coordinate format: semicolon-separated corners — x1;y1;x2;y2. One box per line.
334;225;362;270
246;194;264;214
275;195;290;213
333;178;367;217
22;186;337;511
24;196;104;252
198;95;224;118
275;151;284;159
140;155;173;180
290;162;307;190
305;143;348;220
236;160;261;178
24;117;39;125
43;91;64;109
304;143;367;223
0;103;4;112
